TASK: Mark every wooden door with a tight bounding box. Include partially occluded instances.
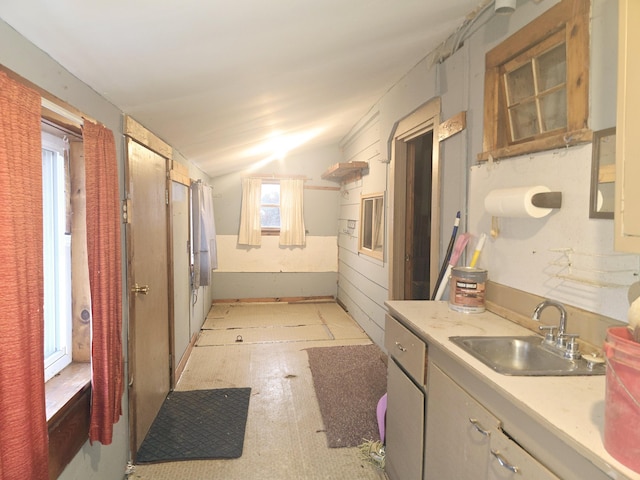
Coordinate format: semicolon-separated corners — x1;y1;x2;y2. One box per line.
170;180;192;386
126;137;171;456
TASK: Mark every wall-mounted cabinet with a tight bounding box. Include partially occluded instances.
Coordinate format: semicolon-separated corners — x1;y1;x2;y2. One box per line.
615;0;640;252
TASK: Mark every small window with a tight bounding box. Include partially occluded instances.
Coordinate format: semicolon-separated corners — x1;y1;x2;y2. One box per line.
42;131;72;381
359;193;384;260
504;35;567;142
479;0;590;161
260;181;280;233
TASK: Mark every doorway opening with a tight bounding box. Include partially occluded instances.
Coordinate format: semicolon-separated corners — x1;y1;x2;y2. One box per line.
389;98;441;301
405;132;434;299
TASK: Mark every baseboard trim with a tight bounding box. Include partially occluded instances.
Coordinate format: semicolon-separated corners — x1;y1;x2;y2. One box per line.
212;295;335;304
173;332;197;388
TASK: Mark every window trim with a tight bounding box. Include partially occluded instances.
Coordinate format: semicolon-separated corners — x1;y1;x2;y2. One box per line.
358;192;385;261
42;131;73;382
478;0;591;162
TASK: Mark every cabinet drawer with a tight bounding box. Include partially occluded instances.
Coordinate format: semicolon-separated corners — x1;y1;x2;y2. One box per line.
385;314;427;386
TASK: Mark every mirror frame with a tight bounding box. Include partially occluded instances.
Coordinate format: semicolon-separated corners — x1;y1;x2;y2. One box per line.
359;192;384;260
589;127;616;219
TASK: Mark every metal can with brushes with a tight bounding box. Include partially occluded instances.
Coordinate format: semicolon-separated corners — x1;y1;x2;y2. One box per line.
448;267;488;313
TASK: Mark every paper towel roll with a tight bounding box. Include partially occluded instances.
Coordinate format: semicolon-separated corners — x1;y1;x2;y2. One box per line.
484;186;553;218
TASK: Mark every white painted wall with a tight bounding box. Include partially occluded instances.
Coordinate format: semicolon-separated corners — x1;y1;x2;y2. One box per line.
215;235;337;272
211;144;342;299
340;0;636;338
469;146;638;320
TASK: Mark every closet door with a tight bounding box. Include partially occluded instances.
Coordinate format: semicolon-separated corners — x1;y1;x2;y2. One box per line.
126;137;171;456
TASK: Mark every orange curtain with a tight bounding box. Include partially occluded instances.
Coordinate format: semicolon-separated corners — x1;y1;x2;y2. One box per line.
83;121;123;445
0;72;49;479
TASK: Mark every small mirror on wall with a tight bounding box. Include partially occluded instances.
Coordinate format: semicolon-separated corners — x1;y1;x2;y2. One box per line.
359;193;384;260
590;127;616;219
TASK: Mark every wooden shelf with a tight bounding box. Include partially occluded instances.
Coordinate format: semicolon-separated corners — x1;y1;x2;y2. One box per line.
321;161;368;181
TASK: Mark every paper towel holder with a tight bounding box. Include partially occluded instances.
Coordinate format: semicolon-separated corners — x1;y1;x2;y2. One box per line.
487;190;562;238
531;191;562;209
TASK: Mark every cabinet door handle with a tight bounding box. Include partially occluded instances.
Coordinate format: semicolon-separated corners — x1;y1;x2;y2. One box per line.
491;450;519;474
395;341;407;352
468;418;490;437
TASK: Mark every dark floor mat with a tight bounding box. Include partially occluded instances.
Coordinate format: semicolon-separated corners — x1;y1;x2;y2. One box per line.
306;344;387;448
136;388;251;463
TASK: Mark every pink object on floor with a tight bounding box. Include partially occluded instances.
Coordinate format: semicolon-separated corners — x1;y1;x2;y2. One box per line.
377;393;387;443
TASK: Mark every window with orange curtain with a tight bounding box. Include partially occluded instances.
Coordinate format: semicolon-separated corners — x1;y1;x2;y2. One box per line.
83;120;124;445
0;71;49;480
0;68;125;480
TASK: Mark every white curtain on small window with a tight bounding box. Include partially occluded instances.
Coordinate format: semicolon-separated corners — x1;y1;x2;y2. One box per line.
238;177;262;246
279;178;306;246
191;181;218;288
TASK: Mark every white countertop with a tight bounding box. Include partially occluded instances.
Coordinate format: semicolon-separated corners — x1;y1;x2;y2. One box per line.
385;300;640;480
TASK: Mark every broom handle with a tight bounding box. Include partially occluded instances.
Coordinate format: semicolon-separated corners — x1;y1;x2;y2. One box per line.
431;211;460;300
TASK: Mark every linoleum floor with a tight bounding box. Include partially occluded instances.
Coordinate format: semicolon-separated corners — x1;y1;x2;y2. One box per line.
129;302;389;480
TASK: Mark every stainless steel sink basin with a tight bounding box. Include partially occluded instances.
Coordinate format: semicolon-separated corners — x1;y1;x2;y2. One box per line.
449;335;606;376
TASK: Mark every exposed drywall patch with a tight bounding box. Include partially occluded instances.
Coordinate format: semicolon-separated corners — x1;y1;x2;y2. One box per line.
215;235;338;272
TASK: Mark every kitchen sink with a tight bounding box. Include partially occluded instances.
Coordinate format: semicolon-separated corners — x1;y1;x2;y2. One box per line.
449;335;606;376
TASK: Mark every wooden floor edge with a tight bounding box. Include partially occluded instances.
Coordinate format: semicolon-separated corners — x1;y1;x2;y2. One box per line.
174;332;197;387
212;295;336;305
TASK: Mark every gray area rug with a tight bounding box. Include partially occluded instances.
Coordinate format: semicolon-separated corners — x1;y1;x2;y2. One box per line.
136;388;251;463
306;343;387;448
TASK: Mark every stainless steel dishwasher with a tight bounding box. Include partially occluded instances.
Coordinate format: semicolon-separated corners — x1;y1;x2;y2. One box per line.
384;313;428;480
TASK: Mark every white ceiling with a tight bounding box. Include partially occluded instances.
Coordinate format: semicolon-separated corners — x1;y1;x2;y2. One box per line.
1;0;485;177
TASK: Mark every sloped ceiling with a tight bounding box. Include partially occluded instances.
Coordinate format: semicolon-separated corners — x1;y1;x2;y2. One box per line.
0;0;486;177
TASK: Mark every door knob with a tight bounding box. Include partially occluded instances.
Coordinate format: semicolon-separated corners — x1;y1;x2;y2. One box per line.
131;283;150;295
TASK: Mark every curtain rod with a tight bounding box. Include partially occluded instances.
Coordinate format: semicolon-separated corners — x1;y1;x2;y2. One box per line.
244;174;309;180
41;97;84;126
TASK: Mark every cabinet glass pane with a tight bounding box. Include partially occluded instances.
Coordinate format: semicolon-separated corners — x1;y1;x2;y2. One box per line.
506;63;535;104
537;44;566;91
509;101;539;140
539;88;567;132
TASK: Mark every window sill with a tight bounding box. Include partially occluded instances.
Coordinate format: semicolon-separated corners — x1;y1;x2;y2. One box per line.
477;128;592;162
46;362;91;423
46;362;91;480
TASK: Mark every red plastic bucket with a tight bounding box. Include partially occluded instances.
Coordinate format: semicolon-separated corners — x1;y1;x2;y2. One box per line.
603;326;640;473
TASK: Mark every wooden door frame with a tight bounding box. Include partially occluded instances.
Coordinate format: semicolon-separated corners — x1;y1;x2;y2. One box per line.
123;116;174;458
388;98;442;300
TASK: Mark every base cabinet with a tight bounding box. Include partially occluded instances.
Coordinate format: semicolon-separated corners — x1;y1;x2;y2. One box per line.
385;314;427;480
386;359;424;480
425;364;560;480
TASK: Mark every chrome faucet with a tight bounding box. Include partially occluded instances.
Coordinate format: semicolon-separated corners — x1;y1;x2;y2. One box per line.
532;299;581;359
532;299;567;338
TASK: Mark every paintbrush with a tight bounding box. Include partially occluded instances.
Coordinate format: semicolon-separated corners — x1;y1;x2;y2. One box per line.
434;233;471;301
469;233;487;268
